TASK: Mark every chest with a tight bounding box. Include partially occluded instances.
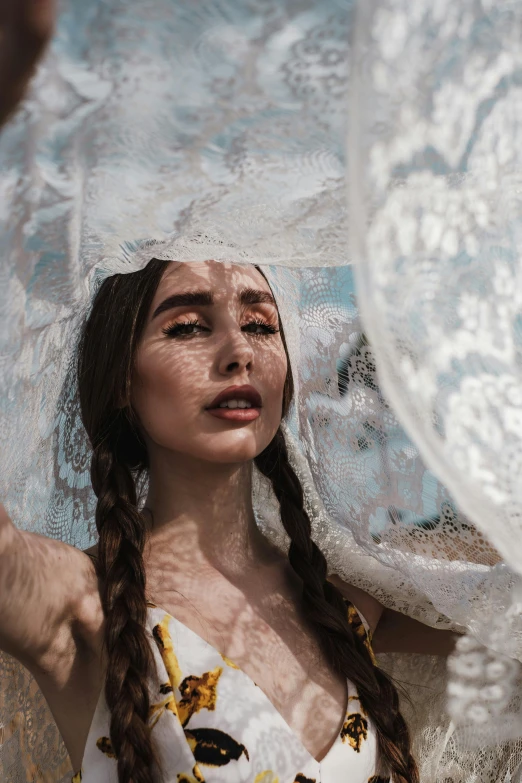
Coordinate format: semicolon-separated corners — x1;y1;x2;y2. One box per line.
148;583;348;762
80;601;380;783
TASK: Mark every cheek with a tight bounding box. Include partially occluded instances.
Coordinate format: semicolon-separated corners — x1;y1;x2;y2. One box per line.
260;345;288;418
130;338;288;462
131;346;200;443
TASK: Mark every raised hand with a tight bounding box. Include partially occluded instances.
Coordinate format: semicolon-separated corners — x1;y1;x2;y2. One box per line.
0;0;56;128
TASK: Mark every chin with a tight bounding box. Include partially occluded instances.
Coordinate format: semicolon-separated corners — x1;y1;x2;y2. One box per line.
192;428;274;465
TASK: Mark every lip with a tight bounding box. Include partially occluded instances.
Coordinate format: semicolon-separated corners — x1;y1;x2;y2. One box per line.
206;385;262;410
206;384;262;423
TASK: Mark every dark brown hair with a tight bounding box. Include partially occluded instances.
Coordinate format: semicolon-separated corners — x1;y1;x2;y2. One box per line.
77;258;418;783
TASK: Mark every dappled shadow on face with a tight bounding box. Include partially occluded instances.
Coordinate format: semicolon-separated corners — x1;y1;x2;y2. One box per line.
132;260;288;468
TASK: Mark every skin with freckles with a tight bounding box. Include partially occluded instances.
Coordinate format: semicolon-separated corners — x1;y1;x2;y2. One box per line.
132;261;287;470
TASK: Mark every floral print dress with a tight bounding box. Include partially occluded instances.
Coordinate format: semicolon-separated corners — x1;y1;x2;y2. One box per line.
72;601;387;783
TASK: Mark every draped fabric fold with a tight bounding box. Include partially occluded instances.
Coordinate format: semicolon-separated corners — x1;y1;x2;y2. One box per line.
347;0;522;751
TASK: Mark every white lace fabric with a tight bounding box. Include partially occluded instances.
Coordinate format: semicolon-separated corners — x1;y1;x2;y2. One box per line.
0;0;521;780
348;0;522;754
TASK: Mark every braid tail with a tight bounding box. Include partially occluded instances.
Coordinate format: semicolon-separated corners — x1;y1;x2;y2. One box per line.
92;444;156;783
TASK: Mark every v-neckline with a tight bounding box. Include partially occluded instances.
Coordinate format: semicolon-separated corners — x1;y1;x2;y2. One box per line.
148;603;349;768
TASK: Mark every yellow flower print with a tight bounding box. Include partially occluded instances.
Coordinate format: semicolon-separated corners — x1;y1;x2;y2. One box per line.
346;602;377;665
177;765;206;783
178;666;223;727
149;665;223;729
152;615;183;688
96;736;116;758
341;711;368;752
184;727;249;767
254;771;279;783
149;615;185;725
221;653;240;669
71;772;82;783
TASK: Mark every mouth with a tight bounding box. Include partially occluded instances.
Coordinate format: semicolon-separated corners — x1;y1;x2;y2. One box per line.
206;384;262;422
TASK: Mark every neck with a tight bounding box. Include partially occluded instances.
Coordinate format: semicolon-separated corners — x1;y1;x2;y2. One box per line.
143;449;278;574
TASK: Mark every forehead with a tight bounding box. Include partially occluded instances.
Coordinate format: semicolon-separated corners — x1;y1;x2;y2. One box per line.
152;260;271;302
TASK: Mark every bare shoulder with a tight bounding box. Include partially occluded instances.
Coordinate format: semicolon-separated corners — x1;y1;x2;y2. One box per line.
39;539;104;676
0;524;104;678
75;543;104;650
0;511;107;772
30;541;105;774
327;573;384;634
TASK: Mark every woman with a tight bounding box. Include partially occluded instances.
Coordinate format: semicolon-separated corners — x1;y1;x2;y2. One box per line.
0;255;458;783
0;3;458;782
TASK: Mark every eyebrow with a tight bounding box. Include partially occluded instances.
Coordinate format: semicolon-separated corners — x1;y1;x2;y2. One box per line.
241;288;276;307
152;291;213;319
152;287;276;319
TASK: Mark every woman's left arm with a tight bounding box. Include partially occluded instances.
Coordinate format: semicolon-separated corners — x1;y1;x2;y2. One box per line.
370;607;458;656
328;573;459;657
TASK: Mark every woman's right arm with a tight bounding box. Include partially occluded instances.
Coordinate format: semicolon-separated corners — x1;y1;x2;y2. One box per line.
0;504;102;676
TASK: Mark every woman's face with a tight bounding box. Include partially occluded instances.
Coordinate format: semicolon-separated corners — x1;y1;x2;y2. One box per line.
131;261;288;466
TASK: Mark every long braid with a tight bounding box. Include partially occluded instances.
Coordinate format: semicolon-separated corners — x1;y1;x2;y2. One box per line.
91;435;156;783
255;428;418;783
78;260;171;783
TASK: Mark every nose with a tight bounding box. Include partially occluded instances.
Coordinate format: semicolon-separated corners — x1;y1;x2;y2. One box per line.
217;327;254;377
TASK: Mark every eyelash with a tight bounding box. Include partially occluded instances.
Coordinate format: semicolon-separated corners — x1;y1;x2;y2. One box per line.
162;319;202;338
162;318;280;338
243;318;280;336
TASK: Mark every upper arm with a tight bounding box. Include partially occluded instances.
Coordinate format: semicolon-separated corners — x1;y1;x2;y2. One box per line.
327;573;385;634
370;608;459;656
327;572;459;656
0;505;103;676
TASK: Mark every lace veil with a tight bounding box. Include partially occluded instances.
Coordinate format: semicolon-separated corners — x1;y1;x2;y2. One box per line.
1;0;521;780
348;0;522;755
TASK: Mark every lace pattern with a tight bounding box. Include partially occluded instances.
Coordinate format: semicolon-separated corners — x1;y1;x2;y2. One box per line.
348;0;522;751
1;0;521;780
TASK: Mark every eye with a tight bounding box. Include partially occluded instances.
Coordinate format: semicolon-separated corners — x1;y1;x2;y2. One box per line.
162;319;209;338
242;318;280;336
